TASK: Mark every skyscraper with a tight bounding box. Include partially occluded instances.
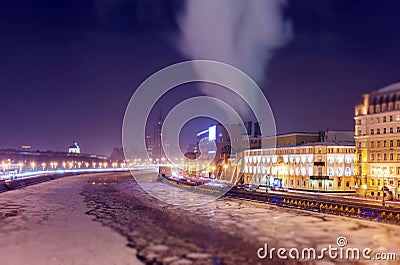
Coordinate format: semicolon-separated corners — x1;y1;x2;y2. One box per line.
153;115;164;161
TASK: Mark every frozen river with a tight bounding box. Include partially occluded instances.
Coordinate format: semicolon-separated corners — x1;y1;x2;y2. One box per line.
0;171;399;264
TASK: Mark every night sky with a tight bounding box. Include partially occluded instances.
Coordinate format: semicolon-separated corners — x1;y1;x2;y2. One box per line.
1;0;400;156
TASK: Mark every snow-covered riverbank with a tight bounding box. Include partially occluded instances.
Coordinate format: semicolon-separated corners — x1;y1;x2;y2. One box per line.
0;173;141;265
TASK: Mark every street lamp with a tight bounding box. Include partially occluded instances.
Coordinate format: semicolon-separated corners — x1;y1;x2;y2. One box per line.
211;166;215;179
223;164;228;181
362;184;368;198
18;162;23;172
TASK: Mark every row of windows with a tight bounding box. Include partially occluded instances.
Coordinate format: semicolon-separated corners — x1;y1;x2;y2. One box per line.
370;179;399;187
369;127;400;135
327;167;352;177
247;148;354;156
356;114;400;125
327;148;354;153
369;153;400;161
369;102;400;114
290;180;352;188
368;139;400;148
246;148;315;156
244;166;352;177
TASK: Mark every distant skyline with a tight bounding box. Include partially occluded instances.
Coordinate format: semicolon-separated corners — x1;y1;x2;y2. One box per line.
1;0;400;155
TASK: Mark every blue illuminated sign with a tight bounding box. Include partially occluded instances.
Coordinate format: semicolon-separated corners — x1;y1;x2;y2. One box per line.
208;125;216;141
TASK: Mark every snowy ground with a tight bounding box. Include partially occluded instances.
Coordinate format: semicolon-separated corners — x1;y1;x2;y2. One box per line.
0;171;399;265
0;173;140;265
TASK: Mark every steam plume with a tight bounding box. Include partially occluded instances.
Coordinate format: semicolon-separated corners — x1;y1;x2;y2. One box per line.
177;0;292;84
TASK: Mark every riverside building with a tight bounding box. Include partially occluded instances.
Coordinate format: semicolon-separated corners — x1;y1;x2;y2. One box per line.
355;82;400;200
242;132;356;193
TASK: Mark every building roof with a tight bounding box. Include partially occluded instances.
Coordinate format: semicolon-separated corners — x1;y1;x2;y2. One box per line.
376;82;400;94
299;141;355;147
69;142;79;149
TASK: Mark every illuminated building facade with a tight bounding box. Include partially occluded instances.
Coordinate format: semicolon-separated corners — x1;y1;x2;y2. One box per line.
68;141;80;154
189;124;243;178
243;132;356;193
355;82;400;200
145;135;153;159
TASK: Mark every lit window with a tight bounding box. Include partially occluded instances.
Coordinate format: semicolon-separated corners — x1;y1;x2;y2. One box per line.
345;167;351;176
337;167;343;177
327;167;334;176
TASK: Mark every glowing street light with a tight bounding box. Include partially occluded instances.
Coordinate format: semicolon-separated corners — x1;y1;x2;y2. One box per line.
223;164;228;181
18;162;24;172
31;162;36;171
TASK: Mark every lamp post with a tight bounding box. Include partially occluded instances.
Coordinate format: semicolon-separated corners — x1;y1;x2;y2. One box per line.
362;184;367;198
223;164;228;181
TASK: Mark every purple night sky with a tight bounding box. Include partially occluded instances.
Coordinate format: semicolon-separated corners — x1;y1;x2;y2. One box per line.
1;0;400;156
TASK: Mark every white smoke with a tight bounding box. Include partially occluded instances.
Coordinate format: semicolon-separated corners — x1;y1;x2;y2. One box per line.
177;0;293;84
